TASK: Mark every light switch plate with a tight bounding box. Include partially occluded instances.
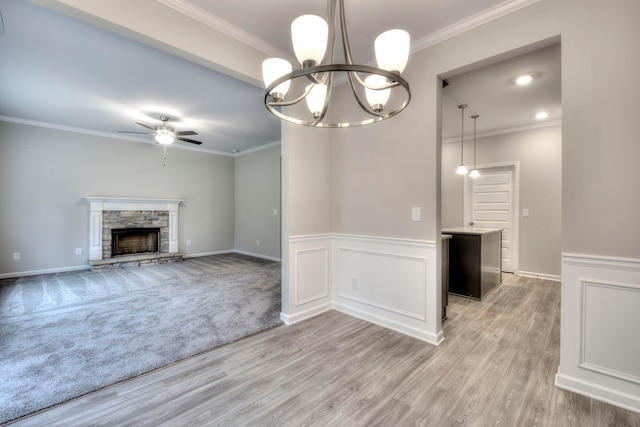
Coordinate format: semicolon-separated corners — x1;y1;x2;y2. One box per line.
411;207;421;221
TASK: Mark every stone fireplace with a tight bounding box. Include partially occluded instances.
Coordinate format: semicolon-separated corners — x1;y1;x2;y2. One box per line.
85;197;183;268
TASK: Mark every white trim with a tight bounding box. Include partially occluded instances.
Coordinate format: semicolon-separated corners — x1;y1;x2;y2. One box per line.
156;0;294;62
158;0;538;65
233;141;281;157
333;302;444;345
442;120;562;144
289;233;334;242
182;250;235;259
558;253;640;413
0;115;279;157
563;253;640;271
0;265;91;279
234;250;281;262
280;302;333;326
555;374;640;415
463;161;520;274
412;0;540;54
517;270;561;282
579;279;640;385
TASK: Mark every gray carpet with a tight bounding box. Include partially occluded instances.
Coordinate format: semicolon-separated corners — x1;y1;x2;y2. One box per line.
0;253;282;424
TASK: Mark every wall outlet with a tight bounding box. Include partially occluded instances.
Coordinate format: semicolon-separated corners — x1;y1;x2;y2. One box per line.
523;208;530;217
256;240;260;246
273;208;278;215
186;239;192;246
12;252;21;261
75;248;82;255
351;277;359;290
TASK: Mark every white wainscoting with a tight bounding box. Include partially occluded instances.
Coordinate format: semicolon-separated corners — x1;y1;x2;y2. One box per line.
283;234;333;325
283;233;442;346
556;253;640;413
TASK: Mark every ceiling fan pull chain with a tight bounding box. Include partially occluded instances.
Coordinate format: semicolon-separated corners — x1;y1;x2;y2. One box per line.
163;145;167;167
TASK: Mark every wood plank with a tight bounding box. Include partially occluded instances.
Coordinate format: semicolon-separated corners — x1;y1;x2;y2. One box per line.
11;275;640;426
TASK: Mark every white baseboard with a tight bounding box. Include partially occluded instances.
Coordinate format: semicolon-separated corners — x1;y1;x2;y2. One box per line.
234;250;281;262
183;249;281;262
517;270;561;282
333;303;444;345
0;264;91;279
555;373;640;414
182;250;235;259
280;302;333;325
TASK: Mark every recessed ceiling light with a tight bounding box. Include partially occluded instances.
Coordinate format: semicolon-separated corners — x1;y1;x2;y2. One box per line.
516;74;533;85
232;149;239;153
536;112;548;119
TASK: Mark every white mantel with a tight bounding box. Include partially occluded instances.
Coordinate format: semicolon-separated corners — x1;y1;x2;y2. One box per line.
85;197;183;260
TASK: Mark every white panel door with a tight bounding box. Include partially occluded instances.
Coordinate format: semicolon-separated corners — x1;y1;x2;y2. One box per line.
467;171;514;272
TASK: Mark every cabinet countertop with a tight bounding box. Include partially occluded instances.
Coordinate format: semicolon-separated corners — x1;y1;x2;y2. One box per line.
442;227;503;236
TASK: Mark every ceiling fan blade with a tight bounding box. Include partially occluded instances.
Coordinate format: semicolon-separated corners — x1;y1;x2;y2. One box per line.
175;130;197;136
134;122;155;130
177;137;203;145
118;131;152;134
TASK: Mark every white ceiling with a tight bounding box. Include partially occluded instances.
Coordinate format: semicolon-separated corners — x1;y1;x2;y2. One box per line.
0;0;560;154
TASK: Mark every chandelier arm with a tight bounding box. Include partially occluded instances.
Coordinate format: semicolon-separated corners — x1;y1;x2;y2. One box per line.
264;64;411;128
339;0;354;65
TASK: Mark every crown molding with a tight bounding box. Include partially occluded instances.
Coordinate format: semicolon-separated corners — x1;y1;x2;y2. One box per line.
442;119;561;144
158;0;539;60
234;140;281;157
0;115;239;157
155;0;294;63
411;0;541;54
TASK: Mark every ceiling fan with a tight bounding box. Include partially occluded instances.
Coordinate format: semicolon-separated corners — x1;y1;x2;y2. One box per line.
119;116;203;145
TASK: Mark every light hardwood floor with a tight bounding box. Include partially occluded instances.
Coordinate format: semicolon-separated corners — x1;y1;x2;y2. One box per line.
9;274;640;426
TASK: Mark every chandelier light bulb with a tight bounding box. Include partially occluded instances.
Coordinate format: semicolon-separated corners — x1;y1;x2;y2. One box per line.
364;74;391;112
305;83;328;118
291;15;328;67
375;29;410;73
262;58;292;101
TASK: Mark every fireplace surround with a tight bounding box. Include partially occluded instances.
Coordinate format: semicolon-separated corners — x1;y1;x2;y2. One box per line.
85;197;183;263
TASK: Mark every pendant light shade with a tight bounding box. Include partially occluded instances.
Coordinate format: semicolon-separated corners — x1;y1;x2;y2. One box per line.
262;0;411;128
262;58;293;102
291;15;328;66
470;114;480;179
375;29;410;73
456;104;469;175
305;83;328;118
364;74;391;112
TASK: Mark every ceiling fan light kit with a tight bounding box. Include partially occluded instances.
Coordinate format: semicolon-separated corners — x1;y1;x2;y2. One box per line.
262;0;411;128
119;116;203;146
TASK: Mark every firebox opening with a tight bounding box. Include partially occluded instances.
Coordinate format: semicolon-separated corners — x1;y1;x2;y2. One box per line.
111;228;160;257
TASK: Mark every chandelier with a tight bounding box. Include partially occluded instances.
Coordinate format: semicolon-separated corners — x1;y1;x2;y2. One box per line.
261;0;411;128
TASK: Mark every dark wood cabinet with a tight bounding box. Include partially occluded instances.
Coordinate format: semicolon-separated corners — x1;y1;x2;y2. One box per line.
443;228;502;300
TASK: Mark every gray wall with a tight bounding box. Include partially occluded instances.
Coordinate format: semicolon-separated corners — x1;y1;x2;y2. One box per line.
442;125;562;276
234;144;281;259
0;121;277;275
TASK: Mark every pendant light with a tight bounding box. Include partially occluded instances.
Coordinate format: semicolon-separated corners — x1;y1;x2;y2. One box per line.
456;104;469;175
469;114;480;179
262;0;411;128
